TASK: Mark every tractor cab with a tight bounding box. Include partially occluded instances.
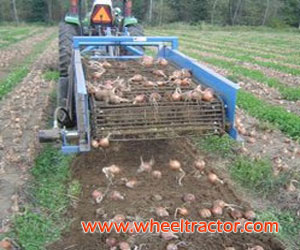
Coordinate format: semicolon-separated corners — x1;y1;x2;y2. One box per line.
65;0;138;35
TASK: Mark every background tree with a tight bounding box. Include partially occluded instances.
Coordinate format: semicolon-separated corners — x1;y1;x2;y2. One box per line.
11;0;19;24
45;0;54;22
0;0;299;28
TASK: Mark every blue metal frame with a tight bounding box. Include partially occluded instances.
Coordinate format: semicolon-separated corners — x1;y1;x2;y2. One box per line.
73;36;179;50
61;35;239;153
61;49;91;154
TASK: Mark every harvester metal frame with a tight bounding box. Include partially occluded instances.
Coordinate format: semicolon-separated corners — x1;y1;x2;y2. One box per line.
38;36;240;154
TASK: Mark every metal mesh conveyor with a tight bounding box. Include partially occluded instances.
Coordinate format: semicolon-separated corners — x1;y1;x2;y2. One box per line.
38;36;239;153
88;60;226;141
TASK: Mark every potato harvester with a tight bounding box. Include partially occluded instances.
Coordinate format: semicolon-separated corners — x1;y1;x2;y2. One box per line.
38;0;240;153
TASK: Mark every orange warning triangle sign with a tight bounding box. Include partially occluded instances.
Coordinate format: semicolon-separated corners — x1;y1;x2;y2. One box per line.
92;7;112;23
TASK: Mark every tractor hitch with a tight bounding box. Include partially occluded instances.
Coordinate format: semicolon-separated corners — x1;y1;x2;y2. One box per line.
38;129;79;143
38;129;61;143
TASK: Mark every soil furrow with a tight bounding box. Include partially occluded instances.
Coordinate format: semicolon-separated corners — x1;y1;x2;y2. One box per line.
0;28;56;81
253;56;300;70
240;62;300;87
180;43;300;84
49;140;285;250
149;30;300;67
152;30;300;55
0;27;41;49
181;48;300;116
0;38;58;229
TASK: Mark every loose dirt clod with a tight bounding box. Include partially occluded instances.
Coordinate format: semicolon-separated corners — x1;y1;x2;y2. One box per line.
155;207;169;217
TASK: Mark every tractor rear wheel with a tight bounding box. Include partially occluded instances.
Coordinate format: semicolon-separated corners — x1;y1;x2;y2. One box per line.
128;25;144;37
58;23;78;104
59;22;79;77
127;25;144;53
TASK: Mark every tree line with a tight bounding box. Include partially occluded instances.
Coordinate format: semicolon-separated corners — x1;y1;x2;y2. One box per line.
134;0;300;28
0;0;68;23
0;0;299;28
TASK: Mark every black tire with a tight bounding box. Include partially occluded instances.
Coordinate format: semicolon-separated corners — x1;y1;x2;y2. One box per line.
59;22;78;77
58;22;78;127
127;25;144;37
57;67;76;128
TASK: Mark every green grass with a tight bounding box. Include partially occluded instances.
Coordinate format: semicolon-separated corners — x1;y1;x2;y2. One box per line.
194;135;237;158
12;212;62;250
149;23;300;34
0;26;42;48
0;31;56;100
149;27;300;53
10;146;79;250
194;136;289;196
184;39;300;76
192;133;298;248
237;90;300;140
258;210;300;249
43;70;59;82
177;51;300;138
230;157;288;195
149;28;300;54
31;147;72;211
176;47;300;101
149;29;300;70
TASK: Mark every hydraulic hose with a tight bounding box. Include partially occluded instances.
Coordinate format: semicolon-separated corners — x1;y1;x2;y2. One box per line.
54;107;72;128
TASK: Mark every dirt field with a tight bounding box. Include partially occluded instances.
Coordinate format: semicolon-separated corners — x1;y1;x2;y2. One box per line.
49;140;284;250
49;28;300;250
0;27;55;81
1;25;300;250
0;29;57;224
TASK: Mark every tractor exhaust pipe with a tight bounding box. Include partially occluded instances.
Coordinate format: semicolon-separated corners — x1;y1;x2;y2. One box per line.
70;0;78;14
124;0;132;17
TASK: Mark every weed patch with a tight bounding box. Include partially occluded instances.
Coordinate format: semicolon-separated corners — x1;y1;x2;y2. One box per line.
43;70;59;82
237;91;300;140
194;55;300;101
230;157;287;195
10;146;78;249
0;26;41;48
194;135;237;158
258;210;300;249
